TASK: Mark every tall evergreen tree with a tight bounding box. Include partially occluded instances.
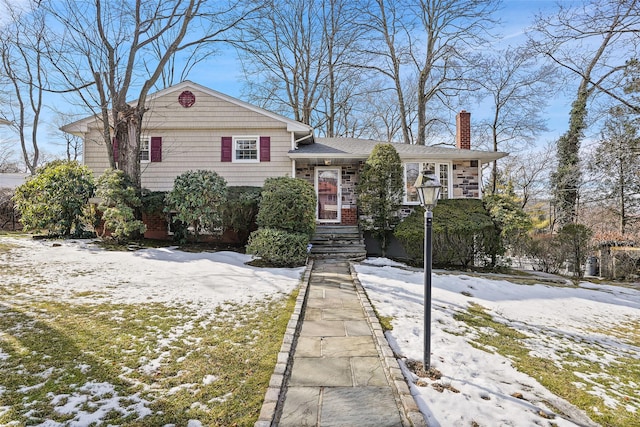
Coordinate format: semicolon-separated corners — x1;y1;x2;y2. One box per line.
588;107;640;235
356;143;403;255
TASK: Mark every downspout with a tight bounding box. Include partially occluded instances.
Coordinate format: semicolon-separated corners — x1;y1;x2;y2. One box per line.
290;132;296;177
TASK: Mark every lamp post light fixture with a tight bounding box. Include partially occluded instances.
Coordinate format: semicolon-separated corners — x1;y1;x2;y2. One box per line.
413;169;441;370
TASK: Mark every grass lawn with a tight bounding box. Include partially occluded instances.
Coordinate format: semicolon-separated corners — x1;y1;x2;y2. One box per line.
0;237;297;426
454;302;640;426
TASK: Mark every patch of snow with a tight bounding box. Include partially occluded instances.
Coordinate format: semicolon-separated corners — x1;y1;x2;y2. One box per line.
50;381;151;426
355;259;640;426
0;236;304;426
202;375;218;385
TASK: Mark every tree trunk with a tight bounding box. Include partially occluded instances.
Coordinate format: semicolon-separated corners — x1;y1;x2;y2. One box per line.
113;105;144;189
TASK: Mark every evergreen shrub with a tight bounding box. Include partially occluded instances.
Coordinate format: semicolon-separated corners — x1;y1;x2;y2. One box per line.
96;169;146;242
14;160;95;236
356;143;404;255
255;177;316;238
246;228;309;267
222;186;262;244
165;170;228;240
248;177;316;266
394;199;502;267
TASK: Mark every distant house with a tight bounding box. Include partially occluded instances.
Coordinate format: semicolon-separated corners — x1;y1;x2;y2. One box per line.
0;173;28;231
62;81;506;239
0;173;29;190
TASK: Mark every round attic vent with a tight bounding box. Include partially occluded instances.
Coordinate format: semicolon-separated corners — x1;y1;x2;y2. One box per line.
178;90;196;108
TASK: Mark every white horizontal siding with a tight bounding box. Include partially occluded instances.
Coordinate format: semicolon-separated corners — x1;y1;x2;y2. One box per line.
82;86;296;191
140;129;292;191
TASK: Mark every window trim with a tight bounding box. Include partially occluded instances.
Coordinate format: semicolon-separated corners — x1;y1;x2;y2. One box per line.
233;135;260;163
403;161;451;205
139;136;151;163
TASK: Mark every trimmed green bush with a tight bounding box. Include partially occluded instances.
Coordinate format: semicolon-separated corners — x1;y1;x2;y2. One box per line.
248;177;316;266
357;143;404;255
165;170;228;240
246;228;309;267
393;206;426;264
256;177;316;238
96;169;146;242
394;199;502;267
222;186;262;244
141;190;167;214
14;160;95;236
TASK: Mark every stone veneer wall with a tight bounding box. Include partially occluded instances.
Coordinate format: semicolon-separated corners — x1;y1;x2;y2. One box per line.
295;162;362;225
452;160;480;198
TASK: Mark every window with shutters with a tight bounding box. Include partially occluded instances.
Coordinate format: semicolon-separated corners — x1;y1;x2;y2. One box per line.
233;136;259;162
222;136;270;162
139;136;151;163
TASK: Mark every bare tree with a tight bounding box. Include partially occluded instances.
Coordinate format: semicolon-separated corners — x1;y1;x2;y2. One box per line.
236;0;367;136
45;0;254;188
49;112;83;161
357;0;415;144
500;142;556;210
361;0;500;145
474;47;557;193
0;2;49;174
530;0;640;225
236;0;327;124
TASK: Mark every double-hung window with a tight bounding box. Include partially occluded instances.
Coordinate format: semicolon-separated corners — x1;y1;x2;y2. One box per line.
139;136;150;163
403;162;450;204
234;136;259;162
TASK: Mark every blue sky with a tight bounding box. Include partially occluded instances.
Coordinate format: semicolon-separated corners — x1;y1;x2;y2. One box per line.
1;0;587;160
188;0;578;151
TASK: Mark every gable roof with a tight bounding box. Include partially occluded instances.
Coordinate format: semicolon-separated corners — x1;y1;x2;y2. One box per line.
288;137;507;164
61;81;313;135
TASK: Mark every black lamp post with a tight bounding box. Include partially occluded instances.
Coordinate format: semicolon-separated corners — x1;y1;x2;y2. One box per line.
413;169;441;370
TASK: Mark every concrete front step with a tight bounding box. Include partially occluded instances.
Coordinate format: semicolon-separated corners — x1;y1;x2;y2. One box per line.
310;226;366;260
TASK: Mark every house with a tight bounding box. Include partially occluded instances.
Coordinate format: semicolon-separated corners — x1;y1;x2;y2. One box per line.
62;81;506;240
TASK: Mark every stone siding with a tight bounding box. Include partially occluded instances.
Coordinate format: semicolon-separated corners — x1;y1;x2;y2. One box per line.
452;160;480;198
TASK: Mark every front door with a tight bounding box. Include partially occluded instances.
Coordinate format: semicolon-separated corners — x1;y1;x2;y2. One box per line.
315;167;341;223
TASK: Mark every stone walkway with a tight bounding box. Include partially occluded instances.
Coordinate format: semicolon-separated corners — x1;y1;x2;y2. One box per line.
255;259;425;427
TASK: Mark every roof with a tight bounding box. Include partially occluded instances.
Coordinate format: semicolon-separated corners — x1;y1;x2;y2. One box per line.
288;138;508;163
61;81;313;135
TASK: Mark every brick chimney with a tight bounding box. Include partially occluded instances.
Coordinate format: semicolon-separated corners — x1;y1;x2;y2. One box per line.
456;110;471;150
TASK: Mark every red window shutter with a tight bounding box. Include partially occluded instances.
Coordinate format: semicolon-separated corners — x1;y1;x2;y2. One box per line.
150;136;162;162
260;136;270;162
221;136;232;162
112;138;119;163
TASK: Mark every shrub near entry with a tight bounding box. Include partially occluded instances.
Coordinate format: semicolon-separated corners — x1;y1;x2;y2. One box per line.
395;199;502;267
255;177;316;237
247;177;316;267
246;228;309;267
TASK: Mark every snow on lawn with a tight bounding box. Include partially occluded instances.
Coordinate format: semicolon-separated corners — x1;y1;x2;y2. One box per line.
355;258;640;427
0;236;303;426
2;237;301;308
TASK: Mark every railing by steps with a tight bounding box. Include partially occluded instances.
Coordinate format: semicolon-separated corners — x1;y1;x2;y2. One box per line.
309;225;367;260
